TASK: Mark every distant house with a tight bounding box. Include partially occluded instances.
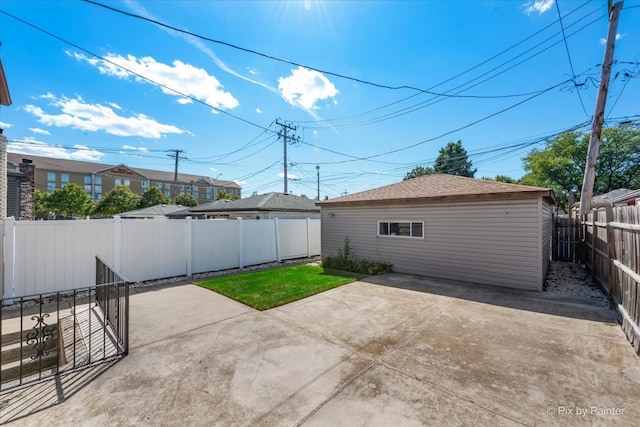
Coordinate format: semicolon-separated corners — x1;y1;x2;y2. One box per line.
569;188;640;217
6;153;241;204
170;192;321;220
117;204;188;219
317;174;556;291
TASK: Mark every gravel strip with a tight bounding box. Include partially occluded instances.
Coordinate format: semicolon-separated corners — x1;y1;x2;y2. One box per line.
543;261;608;307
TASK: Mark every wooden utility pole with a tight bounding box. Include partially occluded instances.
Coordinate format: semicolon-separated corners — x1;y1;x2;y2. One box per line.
579;0;623;216
167;149;185;203
276;119;297;194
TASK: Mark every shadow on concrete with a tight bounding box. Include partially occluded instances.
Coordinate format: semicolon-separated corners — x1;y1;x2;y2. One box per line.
0;360;119;425
360;268;616;324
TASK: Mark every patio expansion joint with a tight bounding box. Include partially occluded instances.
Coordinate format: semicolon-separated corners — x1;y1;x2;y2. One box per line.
294;288;474;426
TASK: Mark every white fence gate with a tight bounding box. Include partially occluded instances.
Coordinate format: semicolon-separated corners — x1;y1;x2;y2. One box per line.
2;217;321;299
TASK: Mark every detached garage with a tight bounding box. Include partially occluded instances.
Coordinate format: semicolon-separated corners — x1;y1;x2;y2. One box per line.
317;174;556;291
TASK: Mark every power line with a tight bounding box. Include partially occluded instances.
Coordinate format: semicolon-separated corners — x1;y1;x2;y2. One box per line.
556;0;590;117
0;10;275;135
83;0;593;100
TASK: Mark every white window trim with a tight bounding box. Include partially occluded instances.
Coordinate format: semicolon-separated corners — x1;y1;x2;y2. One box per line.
377;220;425;239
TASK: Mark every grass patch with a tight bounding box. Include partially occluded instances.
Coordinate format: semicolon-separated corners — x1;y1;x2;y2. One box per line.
195;264;365;310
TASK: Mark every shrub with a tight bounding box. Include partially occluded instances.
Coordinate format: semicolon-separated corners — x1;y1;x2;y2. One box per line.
323;237;392;275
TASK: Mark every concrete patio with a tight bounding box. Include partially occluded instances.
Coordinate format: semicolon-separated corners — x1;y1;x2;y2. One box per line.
2;273;640;426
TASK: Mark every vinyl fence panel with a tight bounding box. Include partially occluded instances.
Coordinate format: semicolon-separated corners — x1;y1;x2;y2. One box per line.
241;220;277;266
10;219;114;296
2;218;320;299
191;220;240;273
119;218;187;282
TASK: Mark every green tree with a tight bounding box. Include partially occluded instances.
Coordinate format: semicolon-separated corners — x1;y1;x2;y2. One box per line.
403;166;434;181
482;175;518;184
433;140;476;177
139;187;170;208
46;183;95;218
216;188;240;200
175;193;198;207
520;125;640;209
94;185;141;217
35;189;49;217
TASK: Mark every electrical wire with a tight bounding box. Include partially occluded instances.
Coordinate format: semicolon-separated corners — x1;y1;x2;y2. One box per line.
556;0;590;117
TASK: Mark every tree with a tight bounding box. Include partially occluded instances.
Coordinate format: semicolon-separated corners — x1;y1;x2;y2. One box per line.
520;125;640;209
482;175;518;184
433;140;476;177
403;166;434;181
35;189;49;217
175;193;198;207
46;183;95;218
216;188;240;200
94;185;141;217
139;187;170;208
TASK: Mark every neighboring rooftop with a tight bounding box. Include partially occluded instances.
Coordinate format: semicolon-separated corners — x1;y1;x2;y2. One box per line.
592;188;640;207
190;192;321;213
317;174;556;207
118;204;188;218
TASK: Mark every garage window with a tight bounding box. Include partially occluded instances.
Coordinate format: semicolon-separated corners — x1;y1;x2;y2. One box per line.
378;221;424;239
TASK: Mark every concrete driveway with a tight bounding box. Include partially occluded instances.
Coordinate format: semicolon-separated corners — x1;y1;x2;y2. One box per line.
2;273;640;426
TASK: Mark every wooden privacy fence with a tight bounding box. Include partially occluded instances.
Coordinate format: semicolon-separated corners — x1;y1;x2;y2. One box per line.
552;216;581;262
582;206;640;354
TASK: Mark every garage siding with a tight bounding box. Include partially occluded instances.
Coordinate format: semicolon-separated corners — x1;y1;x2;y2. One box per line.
541;199;554;283
321;198;543;290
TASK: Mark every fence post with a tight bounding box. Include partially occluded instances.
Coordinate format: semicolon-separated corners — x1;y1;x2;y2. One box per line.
238;218;244;269
551;213;558;261
591;211;597;281
306;218;311;257
274;218;281;263
3;217;15;300
186;216;193;277
605;206;615;308
113;216;122;277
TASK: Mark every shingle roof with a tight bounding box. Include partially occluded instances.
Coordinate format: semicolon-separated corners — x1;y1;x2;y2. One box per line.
190;192;320;213
118;204;188;218
6;152;240;188
317;174;556;207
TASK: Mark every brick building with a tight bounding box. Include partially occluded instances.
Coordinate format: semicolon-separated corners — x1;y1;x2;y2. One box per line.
6;153;241;206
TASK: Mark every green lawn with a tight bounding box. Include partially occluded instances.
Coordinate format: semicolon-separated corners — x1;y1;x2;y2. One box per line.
195;264;364;310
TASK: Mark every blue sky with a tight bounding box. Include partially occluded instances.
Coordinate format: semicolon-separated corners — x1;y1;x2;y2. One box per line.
0;0;638;199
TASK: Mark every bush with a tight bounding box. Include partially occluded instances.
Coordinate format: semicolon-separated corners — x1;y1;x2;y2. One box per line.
323;237;392;276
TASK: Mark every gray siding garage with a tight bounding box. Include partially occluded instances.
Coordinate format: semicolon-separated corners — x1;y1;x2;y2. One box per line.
317;174;556;291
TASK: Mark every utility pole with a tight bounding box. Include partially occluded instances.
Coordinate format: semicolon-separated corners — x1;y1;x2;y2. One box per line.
579;0;623;216
276;119;297;194
316;165;320;200
167;149;185;203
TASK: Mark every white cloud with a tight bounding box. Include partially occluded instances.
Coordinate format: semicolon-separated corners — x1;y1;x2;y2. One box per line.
122;145;148;152
24;94;185;138
209;167;218;173
234;180;247;185
8;137;105;161
0;121;12;128
278;66;338;110
177;97;193;104
278;172;299;179
256;107;262;114
38;93;56;100
69;51;239;111
123;1;279;95
29;128;51;135
599;33;623;46
523;0;554;16
109;102;122;110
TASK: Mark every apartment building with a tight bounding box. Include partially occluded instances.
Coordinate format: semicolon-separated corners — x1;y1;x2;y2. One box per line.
7;153;241;204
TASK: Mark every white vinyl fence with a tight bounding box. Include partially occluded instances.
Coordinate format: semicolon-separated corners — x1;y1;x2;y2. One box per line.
2;217;321;299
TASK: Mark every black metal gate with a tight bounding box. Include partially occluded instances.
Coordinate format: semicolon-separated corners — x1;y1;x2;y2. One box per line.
0;258;128;392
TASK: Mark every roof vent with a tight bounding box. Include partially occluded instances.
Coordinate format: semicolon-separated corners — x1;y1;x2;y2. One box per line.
22;158;33;164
